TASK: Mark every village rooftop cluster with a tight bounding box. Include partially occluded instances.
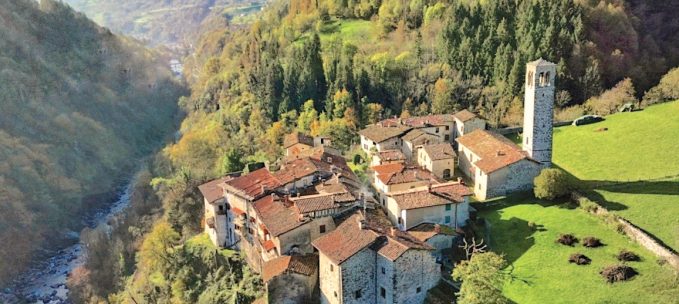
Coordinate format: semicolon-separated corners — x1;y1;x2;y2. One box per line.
198;59;557;303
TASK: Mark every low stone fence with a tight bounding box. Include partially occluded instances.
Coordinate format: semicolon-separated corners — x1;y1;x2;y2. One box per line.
493;121;573;135
572;192;679;271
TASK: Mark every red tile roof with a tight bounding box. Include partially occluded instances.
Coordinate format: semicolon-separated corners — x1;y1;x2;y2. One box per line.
454;110;478;122
359;124;411;143
312;211;432;264
407;223;456;242
261;254;318;281
402;130;440;146
380;114;455;127
377;150;406;162
291;192;356;214
375;165;439;185
253;195;306;237
231;207;246;216
262;240;276;252
223;168;282;200
456;130;539;173
389;182;472;210
197;176;233;203
273;158;321;185
284;132;315;148
421;143;457;161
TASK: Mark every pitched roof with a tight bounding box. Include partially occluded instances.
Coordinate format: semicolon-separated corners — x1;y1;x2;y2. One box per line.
291;191;356;214
401;129;440;146
389;182;472;210
359;124;411;143
252;195;306;237
223;168;282;200
528;58;556;67
284;132;315;148
421;143;456;161
376;166;438;185
312;210;432;264
262;254;319;281
197;176;233;203
454;110;478;122
273;158;322;185
380;114;455;127
456;130;538;173
408;223;456;242
376;150;406;162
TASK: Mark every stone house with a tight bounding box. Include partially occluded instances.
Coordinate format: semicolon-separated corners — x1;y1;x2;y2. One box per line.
417;143;456;180
399;129;442;160
262;254;319;304
359;124;411;154
312;211;440;304
370;164;439;207
456;130;542;200
385;182;473;231
198;176;237;248
453;110;487;141
371;149;406;166
407;223;457;258
284;132;336;157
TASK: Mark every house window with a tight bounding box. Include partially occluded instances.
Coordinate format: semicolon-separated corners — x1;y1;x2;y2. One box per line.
381;267;385;274
435;128;440;133
445;216;451;224
445;135;450;141
320;225;326;233
218;205;224;211
417;287;422;293
398;217;403;224
443;169;451;179
330;264;334;272
355;289;362;299
445;126;450;130
445;204;452;211
381;287;386;298
334;291;338;298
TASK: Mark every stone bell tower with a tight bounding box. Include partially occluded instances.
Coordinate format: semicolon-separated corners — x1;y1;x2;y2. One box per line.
523;58;556;167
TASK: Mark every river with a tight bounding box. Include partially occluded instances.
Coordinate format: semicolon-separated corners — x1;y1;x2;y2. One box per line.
1;180;135;304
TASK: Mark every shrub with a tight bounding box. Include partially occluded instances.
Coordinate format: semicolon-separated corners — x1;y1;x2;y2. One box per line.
534;168;574;200
642;67;679;106
569;253;591;265
583;237;603;248
578;197;599;213
527;221;537;230
557;234;578;246
617;250;640;262
600;265;638;283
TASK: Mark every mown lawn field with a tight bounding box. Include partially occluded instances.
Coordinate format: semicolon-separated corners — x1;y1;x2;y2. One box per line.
552;100;679;250
477;198;679;304
319;19;376;45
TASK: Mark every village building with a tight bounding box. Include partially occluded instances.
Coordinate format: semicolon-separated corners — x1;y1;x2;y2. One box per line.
385;182;473;231
399;129;442;160
284;132;337;157
371;149;406;166
456;130;542;200
417;143;457;180
262;254;319;304
408;223;458;258
198;176;238;248
312;210;440;304
453;110;487;140
359;124;411;153
371;163;440;206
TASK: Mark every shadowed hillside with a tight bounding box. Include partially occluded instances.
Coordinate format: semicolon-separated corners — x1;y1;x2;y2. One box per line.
0;0;186;284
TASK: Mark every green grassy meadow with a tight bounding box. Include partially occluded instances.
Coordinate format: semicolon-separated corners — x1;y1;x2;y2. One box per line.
477;198;679;304
553;100;679;250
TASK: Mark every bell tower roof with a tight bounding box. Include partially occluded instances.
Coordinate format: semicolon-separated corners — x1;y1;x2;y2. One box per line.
527;58;556;67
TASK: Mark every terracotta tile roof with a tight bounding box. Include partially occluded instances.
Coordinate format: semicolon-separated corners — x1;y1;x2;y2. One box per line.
231;207;246;216
291;192;356;214
454;110;478;122
371;163;405;176
401;130;440;146
198;176;233;203
273;158;322;185
359;124;411;143
389;182;472;210
262;254;318;281
408;223;455;242
375;165;439;185
456;130;538;173
253;195;306;237
223;168;282;200
380;114;455;127
284;132;315;148
421;143;457;161
312;210;432;264
262;240;276;252
252;298;266;304
377;150;406;162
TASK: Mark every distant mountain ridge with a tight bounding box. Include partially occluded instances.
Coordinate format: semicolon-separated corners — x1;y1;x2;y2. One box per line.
0;0;185;284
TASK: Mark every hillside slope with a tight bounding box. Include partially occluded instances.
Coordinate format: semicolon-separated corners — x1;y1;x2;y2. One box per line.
0;0;185;284
62;0;267;50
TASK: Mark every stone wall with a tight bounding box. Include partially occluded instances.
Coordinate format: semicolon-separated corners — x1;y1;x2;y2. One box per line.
319;252;341;304
340;248;377;304
392;249;440;304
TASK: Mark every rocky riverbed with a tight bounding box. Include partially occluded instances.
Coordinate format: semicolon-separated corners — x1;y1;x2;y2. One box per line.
1;182;134;304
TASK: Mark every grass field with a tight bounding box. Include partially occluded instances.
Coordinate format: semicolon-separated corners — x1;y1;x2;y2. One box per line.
552;100;679;250
319;19;376;45
477;198;679;304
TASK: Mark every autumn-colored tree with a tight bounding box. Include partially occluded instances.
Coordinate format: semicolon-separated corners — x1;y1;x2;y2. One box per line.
140;221;181;277
585;78;637;116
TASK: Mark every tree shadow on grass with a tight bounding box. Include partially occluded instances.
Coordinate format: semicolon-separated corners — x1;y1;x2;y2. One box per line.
482;210;538;265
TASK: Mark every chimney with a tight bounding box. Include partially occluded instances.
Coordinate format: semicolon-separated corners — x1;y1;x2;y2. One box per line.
457;177;463;184
358;219;367;230
390;227;397;236
496;150;505;157
427;183;432;192
434;224;441;234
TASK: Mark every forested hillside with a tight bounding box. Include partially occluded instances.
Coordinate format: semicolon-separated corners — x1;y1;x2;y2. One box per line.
67;0;679;302
62;0;268;50
0;0;185;284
